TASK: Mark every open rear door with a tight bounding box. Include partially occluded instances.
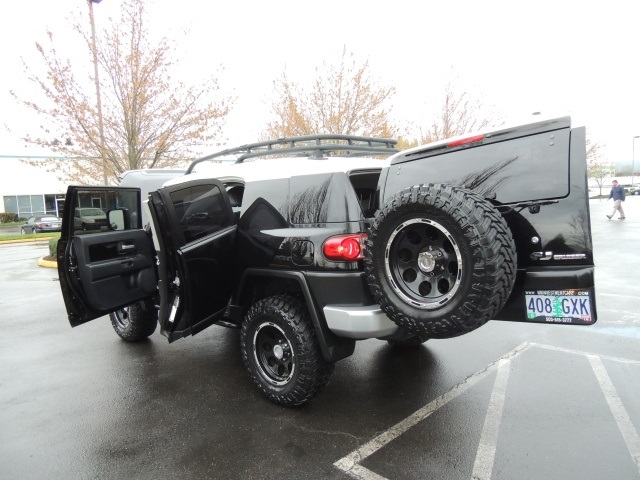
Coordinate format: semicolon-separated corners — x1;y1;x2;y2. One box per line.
147;179;237;342
58;186;157;327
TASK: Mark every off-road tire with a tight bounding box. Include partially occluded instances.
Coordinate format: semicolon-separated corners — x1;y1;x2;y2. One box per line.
365;184;516;339
109;300;157;342
241;294;334;407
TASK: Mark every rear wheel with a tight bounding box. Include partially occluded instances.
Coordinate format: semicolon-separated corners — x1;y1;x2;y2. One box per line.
241;294;334;407
365;184;516;339
386;334;429;347
109;300;157;342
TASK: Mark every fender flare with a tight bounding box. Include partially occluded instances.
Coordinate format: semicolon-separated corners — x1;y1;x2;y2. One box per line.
234;268;355;363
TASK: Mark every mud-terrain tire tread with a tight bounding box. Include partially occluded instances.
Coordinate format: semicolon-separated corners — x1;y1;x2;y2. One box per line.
241;294;334;407
364;183;516;339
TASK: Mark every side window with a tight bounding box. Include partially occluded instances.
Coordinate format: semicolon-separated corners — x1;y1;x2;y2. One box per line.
72;189;140;235
169;184;231;244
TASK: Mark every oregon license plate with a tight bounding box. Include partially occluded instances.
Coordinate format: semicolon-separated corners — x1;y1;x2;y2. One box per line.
524;290;593;324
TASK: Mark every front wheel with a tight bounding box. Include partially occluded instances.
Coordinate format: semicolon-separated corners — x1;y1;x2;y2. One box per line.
241;294;334;407
109;300;157;342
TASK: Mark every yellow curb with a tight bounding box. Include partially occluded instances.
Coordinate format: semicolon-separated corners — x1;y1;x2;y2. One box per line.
38;256;58;268
0;237;56;245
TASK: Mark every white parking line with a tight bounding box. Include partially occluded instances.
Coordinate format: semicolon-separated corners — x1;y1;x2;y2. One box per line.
334;342;640;479
588;355;640;474
333;343;531;479
471;358;511;480
531;343;640;365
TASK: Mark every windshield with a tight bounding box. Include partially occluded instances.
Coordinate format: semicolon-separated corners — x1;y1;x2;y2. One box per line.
80;208;105;216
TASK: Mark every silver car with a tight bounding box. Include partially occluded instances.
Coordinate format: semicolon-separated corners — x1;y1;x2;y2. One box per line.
20;215;62;234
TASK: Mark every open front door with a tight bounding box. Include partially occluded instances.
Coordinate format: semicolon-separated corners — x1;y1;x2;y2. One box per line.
148;179;237;342
58;186;157;327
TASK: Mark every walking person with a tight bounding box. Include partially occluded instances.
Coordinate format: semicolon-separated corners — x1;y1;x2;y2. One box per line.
607;179;626;220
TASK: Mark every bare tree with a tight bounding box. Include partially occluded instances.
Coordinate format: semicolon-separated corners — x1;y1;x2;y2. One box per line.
264;47;399;140
418;82;499;144
586;137;608;196
13;0;233;184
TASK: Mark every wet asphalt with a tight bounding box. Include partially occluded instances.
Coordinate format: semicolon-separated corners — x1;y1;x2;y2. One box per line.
0;197;639;480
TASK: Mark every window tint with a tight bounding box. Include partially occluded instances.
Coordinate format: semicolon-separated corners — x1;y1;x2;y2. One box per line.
73;189;140;235
169;184;231;244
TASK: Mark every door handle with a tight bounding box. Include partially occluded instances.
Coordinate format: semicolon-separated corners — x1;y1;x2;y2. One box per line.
118;242;136;253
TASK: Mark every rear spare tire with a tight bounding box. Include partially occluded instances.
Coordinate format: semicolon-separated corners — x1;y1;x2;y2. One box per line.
365;184;516;339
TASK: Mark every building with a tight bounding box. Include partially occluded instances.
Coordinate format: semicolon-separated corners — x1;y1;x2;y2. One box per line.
1;157;68;219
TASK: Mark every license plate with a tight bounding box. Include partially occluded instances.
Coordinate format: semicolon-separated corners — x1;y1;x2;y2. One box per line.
524;290;593;324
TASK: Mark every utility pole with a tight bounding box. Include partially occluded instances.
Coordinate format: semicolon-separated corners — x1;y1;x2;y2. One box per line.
88;0;107;185
633;135;639;187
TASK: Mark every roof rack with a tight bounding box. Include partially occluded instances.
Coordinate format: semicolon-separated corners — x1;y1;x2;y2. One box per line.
186;134;399;174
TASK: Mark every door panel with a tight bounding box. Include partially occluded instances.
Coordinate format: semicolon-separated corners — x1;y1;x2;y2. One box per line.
149;179;238;341
176;226;236;327
72;231;157;311
58;186;157;327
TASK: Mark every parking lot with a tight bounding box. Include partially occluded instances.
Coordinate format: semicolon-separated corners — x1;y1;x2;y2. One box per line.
1;197;639;479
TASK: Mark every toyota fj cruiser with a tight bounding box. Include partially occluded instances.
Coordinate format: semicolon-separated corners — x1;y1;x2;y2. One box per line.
57;115;597;406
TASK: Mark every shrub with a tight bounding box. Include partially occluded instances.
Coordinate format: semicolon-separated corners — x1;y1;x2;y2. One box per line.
49;237;59;258
0;213;18;223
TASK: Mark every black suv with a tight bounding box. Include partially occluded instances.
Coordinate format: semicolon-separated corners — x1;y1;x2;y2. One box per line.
57;116;597;406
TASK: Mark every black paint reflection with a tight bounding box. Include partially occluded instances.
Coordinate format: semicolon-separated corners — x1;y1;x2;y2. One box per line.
452;156;519;198
289;177;331;225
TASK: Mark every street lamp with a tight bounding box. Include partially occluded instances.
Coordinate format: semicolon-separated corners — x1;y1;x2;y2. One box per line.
633;135;640;187
88;0;107;185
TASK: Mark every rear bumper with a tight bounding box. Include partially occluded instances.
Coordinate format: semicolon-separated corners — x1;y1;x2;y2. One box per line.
323;305;397;339
306;270;400;338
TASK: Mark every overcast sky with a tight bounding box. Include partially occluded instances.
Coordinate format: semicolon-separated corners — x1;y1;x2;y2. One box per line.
2;0;639;165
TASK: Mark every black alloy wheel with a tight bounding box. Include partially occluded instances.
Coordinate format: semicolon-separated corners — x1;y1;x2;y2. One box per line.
385;217;463;310
254;322;294;386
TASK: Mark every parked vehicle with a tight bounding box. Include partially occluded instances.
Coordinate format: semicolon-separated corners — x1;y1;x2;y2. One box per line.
629;185;640;195
73;207;108;231
57;116;597;406
21;215;62;234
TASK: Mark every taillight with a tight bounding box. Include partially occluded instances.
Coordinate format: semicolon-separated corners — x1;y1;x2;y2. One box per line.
36;223;46;227
322;234;367;261
446;134;484;148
